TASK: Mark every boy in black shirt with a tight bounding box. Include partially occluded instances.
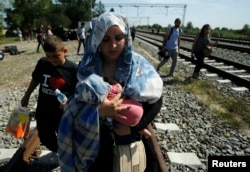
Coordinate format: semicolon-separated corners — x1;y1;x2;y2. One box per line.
21;35;78;152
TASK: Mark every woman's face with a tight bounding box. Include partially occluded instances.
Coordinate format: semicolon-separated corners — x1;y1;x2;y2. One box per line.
205;26;211;34
99;25;126;62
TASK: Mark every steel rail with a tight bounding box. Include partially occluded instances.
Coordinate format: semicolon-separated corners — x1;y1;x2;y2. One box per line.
137;30;250;53
136;33;250;89
148;124;169;172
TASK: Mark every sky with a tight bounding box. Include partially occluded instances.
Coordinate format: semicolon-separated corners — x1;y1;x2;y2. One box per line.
99;0;250;30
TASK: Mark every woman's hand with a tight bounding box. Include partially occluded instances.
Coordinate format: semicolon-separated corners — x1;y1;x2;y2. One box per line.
98;92;129;119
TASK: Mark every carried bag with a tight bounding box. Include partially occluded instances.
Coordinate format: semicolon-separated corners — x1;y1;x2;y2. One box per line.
6;107;30;139
203;45;212;56
157;50;169;60
113;140;146;172
157;50;166;57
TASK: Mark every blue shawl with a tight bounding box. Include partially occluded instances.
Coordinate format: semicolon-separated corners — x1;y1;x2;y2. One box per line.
57;12;163;172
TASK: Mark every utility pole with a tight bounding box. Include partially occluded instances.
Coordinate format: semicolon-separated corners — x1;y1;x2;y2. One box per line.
90;0;92;20
134;5;139;17
119;5;122;13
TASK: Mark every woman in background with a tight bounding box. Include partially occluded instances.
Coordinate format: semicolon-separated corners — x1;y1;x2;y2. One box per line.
191;24;218;79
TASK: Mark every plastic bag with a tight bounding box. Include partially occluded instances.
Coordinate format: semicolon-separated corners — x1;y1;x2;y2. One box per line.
6;107;30;139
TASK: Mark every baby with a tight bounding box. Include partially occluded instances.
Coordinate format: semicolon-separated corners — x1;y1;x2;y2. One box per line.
107;83;143;126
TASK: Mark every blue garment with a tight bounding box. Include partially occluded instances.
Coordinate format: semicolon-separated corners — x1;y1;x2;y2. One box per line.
165;27;181;50
157;27;180;75
58;12;163;172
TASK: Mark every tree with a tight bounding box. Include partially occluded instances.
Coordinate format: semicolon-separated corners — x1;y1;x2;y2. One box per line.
242;24;250;31
4;0;100;31
58;0;96;28
0;2;4;34
48;4;71;28
5;0;52;29
185;21;193;30
152;24;162;29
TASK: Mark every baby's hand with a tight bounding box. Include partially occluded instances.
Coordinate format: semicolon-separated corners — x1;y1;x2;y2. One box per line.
139;128;152;139
108;79;123;93
115;83;123;93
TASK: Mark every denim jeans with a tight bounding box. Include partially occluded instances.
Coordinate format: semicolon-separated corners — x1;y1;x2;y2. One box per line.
77;38;85;54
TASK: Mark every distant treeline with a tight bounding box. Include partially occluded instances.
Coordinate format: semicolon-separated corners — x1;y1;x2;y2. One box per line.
137;22;250;40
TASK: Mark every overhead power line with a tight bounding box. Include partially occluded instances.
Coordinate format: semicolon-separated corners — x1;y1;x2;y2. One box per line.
104;3;187;25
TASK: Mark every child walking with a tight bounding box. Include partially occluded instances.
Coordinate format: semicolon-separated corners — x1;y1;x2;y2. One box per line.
21;35;78;153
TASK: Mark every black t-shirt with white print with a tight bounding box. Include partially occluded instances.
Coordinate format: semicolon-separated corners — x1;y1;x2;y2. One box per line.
32;57;78;116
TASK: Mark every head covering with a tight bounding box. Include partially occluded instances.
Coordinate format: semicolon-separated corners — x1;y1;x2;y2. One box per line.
76;12;133;103
91;12;128;53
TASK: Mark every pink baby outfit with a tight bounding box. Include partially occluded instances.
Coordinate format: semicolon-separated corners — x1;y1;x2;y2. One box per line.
107;84;143;126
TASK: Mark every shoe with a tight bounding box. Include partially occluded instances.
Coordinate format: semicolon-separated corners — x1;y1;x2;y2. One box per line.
156;66;160;72
34;151;59;166
167;74;173;78
192;72;199;79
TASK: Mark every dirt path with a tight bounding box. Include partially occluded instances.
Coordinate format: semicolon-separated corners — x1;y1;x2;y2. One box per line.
0;39;81;94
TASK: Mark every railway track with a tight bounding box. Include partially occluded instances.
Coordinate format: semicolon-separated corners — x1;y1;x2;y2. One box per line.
136;31;250;90
139;30;250;52
180;34;250;47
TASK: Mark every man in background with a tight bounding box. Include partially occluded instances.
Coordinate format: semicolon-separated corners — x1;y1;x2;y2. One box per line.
76;22;86;55
156;18;181;77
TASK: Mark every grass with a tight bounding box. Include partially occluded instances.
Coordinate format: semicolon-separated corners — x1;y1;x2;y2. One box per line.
135;42;250;134
182;79;250;130
0;36;42;88
0;36;18;45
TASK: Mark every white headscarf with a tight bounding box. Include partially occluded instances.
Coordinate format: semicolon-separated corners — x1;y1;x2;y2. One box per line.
91;12;128;53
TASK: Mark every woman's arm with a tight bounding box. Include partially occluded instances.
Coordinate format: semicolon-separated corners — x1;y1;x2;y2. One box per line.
130;96;163;133
191;34;199;56
209;40;219;47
